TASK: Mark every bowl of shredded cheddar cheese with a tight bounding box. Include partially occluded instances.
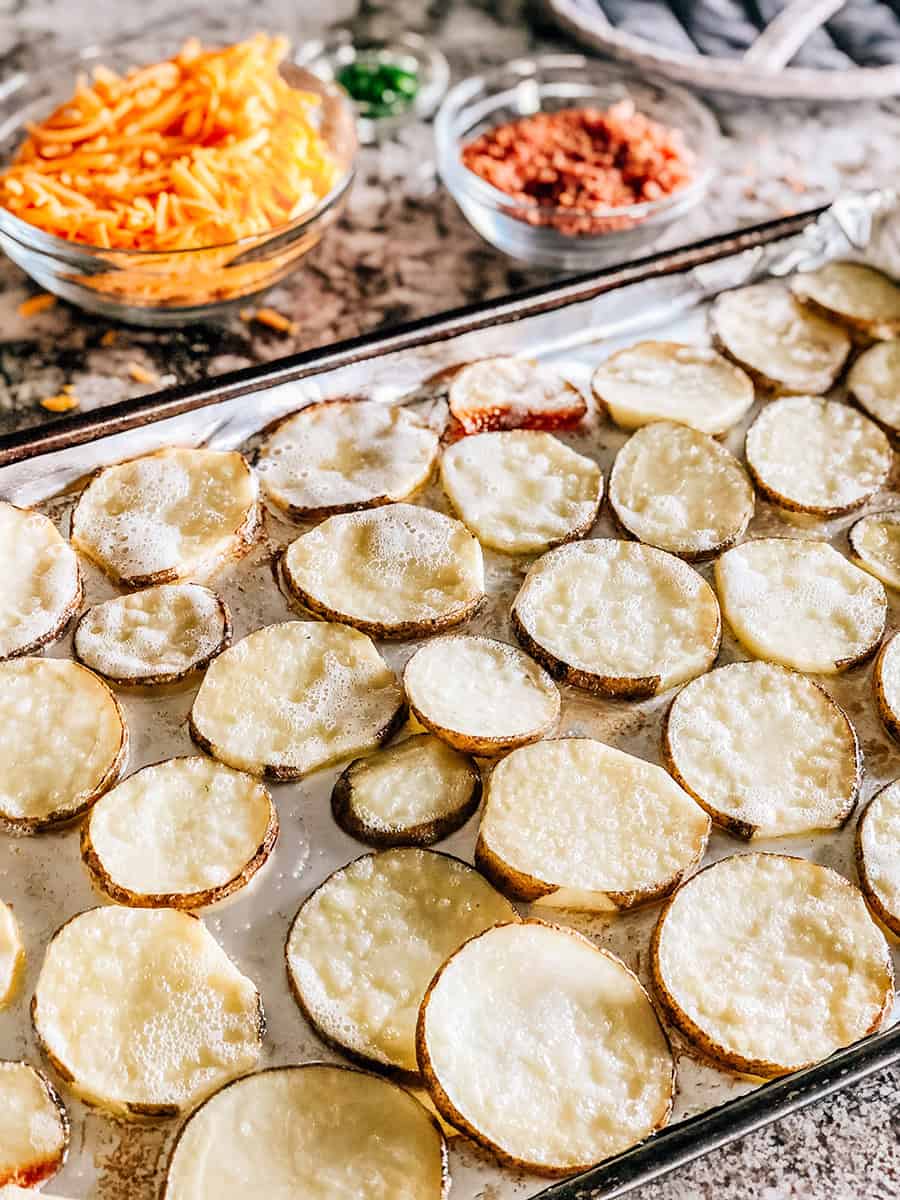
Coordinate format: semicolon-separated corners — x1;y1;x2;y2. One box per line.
0;34;358;324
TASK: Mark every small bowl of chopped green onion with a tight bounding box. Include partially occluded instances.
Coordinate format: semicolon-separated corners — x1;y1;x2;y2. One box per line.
296;32;450;142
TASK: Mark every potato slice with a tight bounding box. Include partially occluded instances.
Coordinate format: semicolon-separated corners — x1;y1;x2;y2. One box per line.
74;584;231;686
281;504;484;639
715;538;886;674
651;853;893;1077
0;659;127;832
448;357;586;435
847;339;900;435
0;503;81;661
608;422;754;559
849;510;900;589
476;738;709;910
418;921;674;1176
856;781;900;935
710;283;851;394
257;400;439;520
664;662;860;839
512;540;721;698
82;757;278;909
0;902;22;1008
439;430;602;555
590;341;753;434
190;621;405;780
0;1191;71;1200
287;849;516;1077
72;448;259;588
0;1061;68;1188
874;631;900;742
33;906;263;1117
792;262;900;340
403;635;559;755
331;735;481;847
163;1064;448;1199
745;396;891;516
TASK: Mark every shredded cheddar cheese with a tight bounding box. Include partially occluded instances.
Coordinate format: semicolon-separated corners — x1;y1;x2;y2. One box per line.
18;293;57;317
127;362;158;384
41;392;80;412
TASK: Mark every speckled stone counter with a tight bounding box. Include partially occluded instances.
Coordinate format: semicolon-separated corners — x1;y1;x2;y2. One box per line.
2;2;900;1197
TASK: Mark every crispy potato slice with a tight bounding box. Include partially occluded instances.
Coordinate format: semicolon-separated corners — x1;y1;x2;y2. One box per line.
163;1064;448;1199
286;848;516;1077
664;662;860;839
74;583;231;686
0;902;23;1008
281;504;484;639
33;907;263;1117
403;635;560;755
82;757;277;909
745;396;891;516
847;339;900;435
476;738;709;910
257;400;439;519
331;735;481;847
874;631;900;742
0;503;81;661
0;659;127;832
190;622;405;780
710;283;851;394
652;853;893;1077
715;538;886;674
590;341;753;434
609;422;754;559
856;781;900;935
849;510;900;589
439;430;602;555
0;1061;68;1188
417;921;674;1176
448;357;586;435
512;540;721;698
792;261;900;340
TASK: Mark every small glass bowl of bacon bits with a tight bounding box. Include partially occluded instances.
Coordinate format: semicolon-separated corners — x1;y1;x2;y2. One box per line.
0;34;357;325
435;56;718;269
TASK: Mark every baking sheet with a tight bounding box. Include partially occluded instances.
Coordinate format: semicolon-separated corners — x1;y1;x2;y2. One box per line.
2;194;900;1200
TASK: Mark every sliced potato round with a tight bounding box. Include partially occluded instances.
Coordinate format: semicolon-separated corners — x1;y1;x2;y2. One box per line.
33;906;263;1117
448;357;586;435
512;539;721;698
715;538;886;674
847;339;900;435
440;430;602;555
710;282;851;394
609;422;754;559
403;635;560;755
282;504;484;639
418;921;674;1176
874;631;900;742
286;848;517;1077
0;503;81;661
476;738;709;910
664;662;860;839
652;853;893;1077
849;510;900;589
74;583;231;686
190;621;405;780
0;1061;68;1188
0;1190;70;1200
745;396;892;516
82;757;278;909
792;261;900;340
71;447;259;588
590;341;753;434
164;1064;448;1200
331;735;481;847
0;902;22;1008
856;780;900;935
0;658;127;832
257;400;439;520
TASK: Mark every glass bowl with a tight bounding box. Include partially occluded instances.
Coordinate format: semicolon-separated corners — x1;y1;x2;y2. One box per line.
435;56;719;270
0;38;358;326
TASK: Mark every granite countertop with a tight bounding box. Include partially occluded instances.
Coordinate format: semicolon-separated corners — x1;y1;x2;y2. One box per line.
1;2;899;1197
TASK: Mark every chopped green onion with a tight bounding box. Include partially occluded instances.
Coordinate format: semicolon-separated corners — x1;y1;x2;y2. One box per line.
337;61;420;118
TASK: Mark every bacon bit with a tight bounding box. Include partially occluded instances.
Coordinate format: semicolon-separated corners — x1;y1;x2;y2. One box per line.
18;292;57;317
248;306;298;335
127;361;158;384
100;329;118;346
41;392;80;412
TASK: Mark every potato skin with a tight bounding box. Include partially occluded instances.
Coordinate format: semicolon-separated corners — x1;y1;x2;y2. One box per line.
855;784;900;938
874;632;900;744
